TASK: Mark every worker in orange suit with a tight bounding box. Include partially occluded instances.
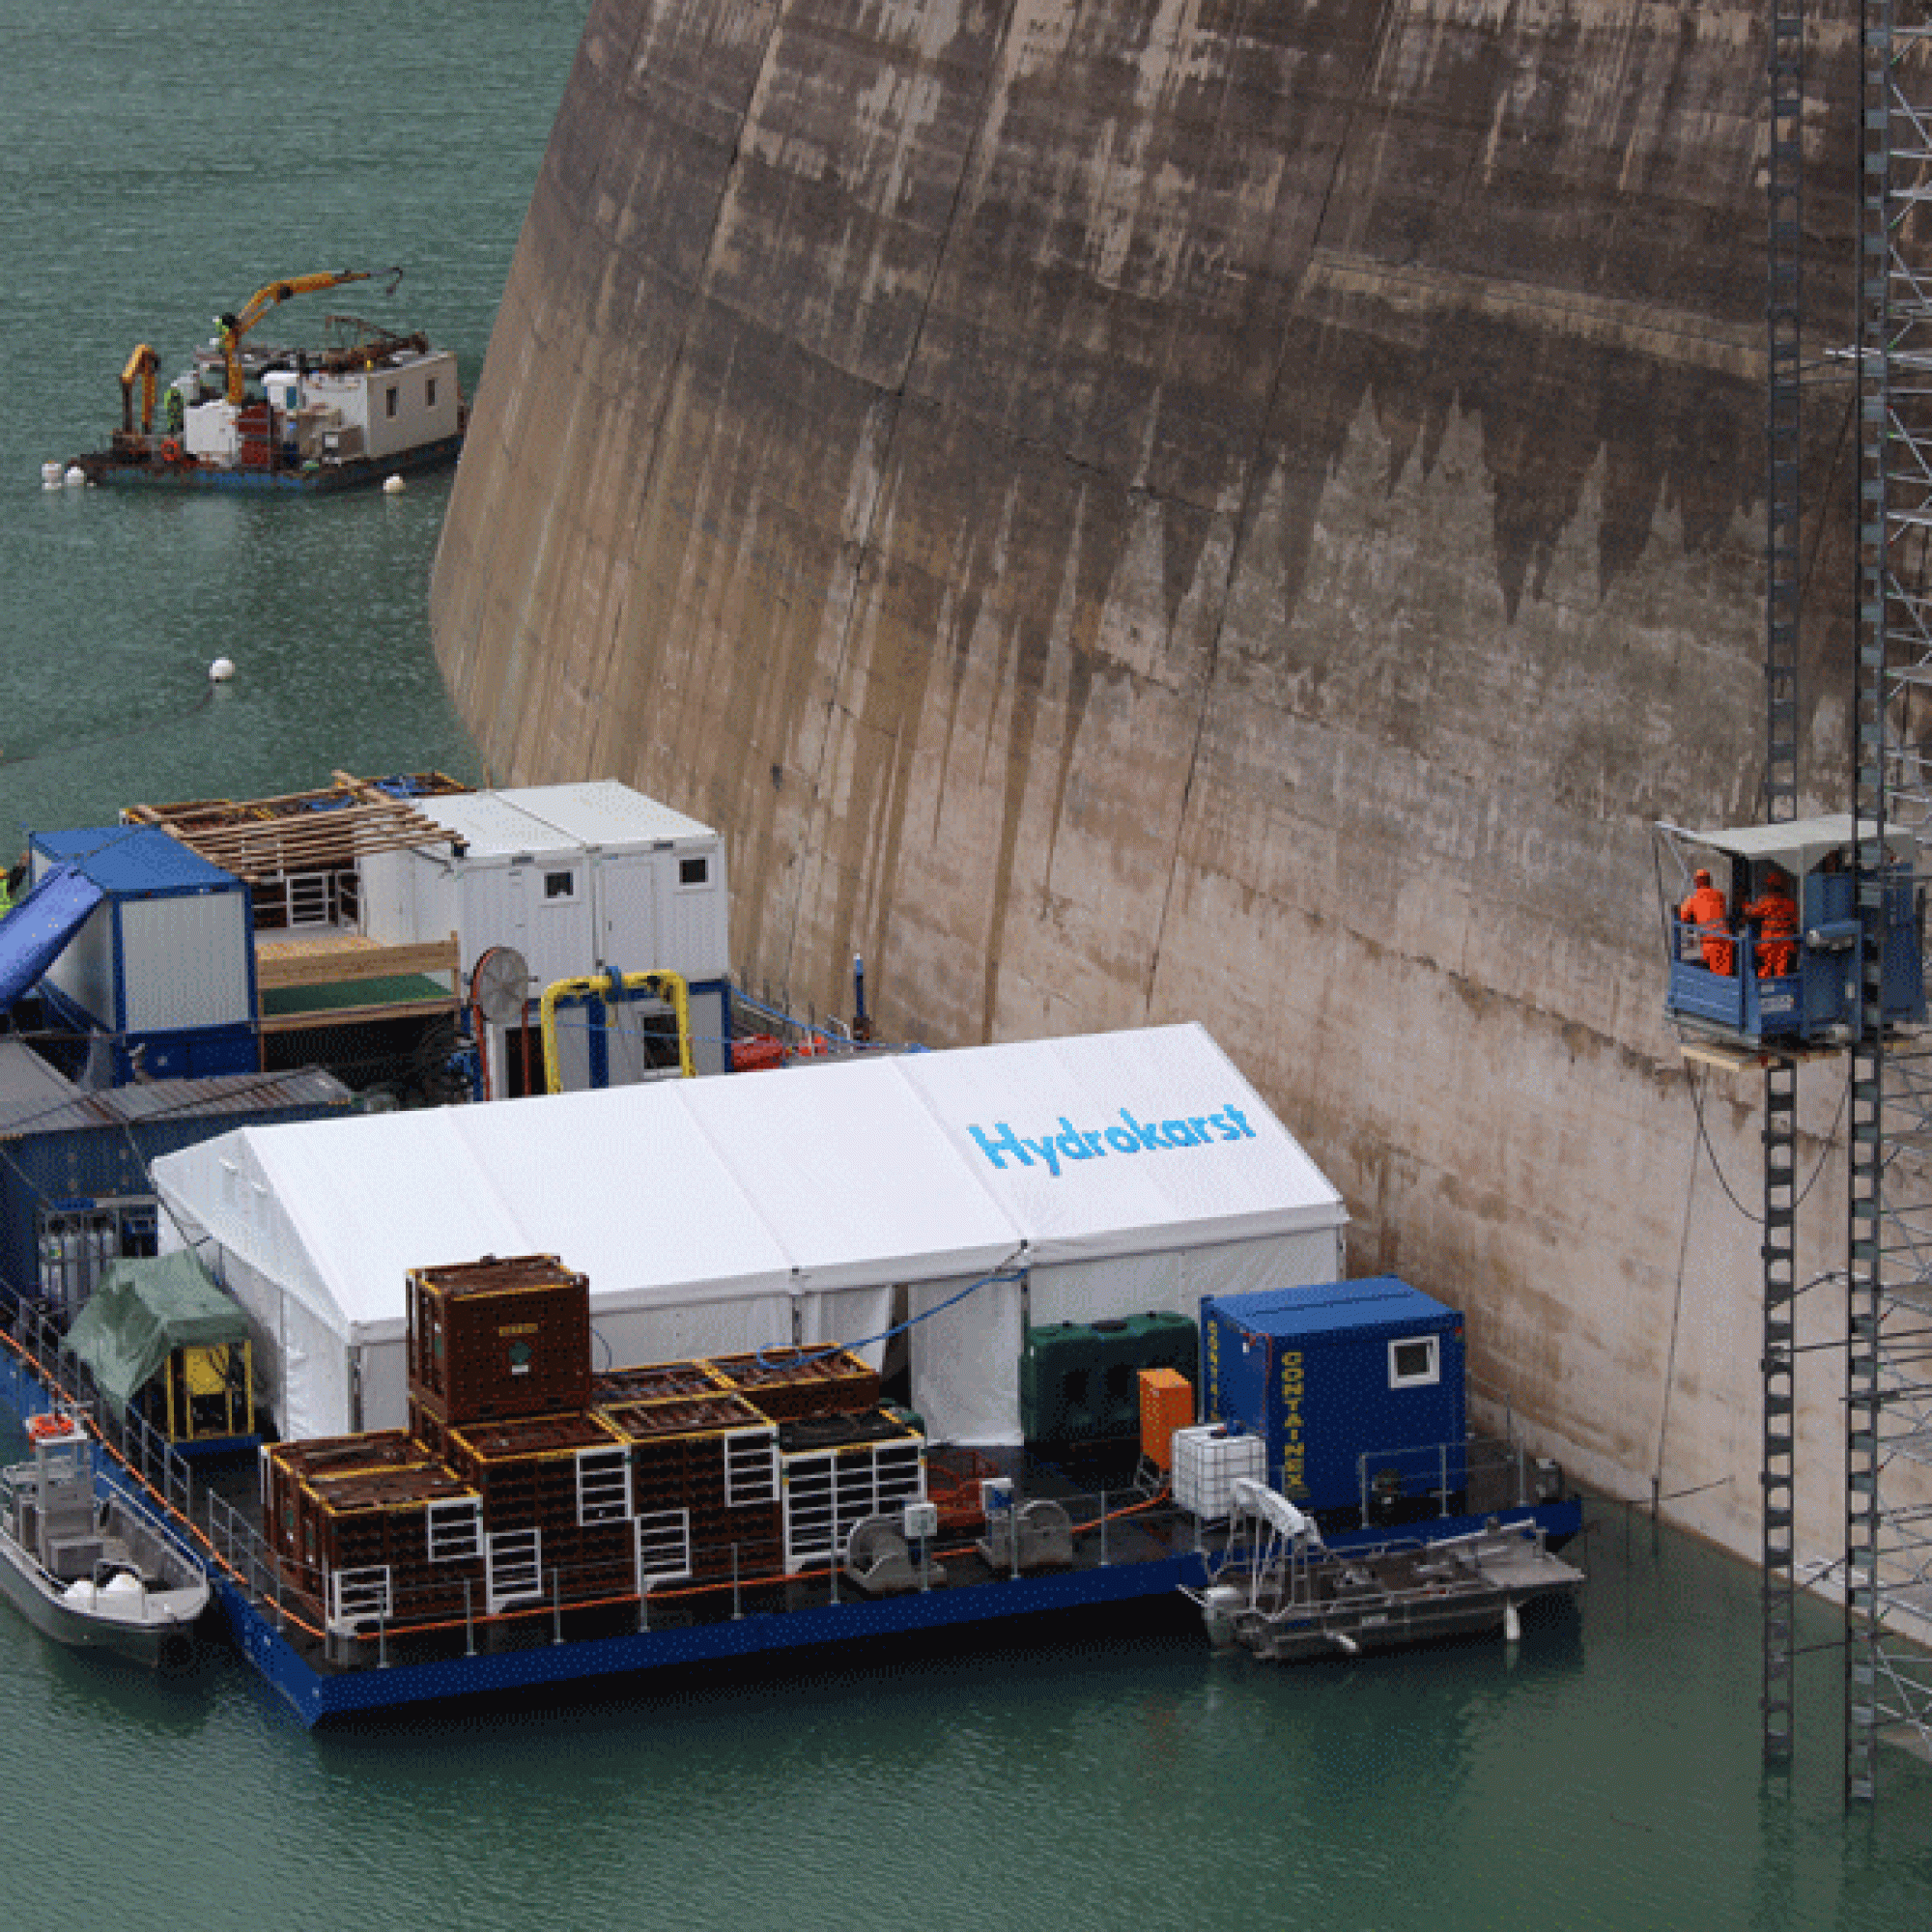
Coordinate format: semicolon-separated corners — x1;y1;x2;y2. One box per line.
1680;867;1734;975
1743;866;1800;979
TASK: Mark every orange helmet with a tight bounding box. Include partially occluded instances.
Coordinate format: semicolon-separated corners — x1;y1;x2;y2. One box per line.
1766;866;1788;890
1693;868;1711;887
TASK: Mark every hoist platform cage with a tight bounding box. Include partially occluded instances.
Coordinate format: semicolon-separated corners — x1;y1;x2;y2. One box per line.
1660;815;1924;1047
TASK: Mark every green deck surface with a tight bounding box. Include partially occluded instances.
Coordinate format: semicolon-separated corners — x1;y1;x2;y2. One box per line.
260;974;453;1019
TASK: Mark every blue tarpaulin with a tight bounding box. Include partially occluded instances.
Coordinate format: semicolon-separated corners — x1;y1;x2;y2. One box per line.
0;865;104;1009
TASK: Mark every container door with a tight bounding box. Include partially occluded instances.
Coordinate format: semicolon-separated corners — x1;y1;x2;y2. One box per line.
659;844;728;979
593;854;658;969
121;892;251;1029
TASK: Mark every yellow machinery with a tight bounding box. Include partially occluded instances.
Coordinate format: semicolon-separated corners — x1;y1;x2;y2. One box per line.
164;1337;255;1448
539;968;695;1093
117;343;158;444
216;267;397;405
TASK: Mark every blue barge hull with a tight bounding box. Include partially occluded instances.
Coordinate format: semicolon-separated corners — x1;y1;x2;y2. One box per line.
214;1501;1579;1727
216;1546;1208;1725
71;432;464;494
5;1316;1580;1727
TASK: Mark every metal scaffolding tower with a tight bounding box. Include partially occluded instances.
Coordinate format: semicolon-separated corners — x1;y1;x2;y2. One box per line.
1761;0;1806;1771
1847;2;1932;1804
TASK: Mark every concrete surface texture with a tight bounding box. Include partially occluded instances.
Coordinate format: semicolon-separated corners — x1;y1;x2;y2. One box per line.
430;0;1881;1577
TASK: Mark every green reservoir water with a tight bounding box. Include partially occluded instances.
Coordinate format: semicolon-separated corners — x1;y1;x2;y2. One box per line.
2;6;1930;1924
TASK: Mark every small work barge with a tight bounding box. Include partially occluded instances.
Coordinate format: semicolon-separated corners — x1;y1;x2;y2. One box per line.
56;269;464;495
1194;1481;1581;1662
1;1257;1581;1725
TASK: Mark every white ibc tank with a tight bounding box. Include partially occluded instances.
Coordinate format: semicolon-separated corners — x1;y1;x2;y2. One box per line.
1173;1424;1266;1520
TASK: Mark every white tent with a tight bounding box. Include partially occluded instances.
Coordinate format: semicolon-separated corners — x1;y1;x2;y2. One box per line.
150;1023;1347;1443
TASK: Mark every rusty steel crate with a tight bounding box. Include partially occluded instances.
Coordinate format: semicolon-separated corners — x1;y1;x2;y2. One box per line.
407;1253;592;1429
596;1392;783;1578
704;1345;880;1422
444;1408;630;1534
263;1429;430;1563
406;1392;454;1464
289;1462;485;1628
536;1519;640;1603
591;1359;731;1406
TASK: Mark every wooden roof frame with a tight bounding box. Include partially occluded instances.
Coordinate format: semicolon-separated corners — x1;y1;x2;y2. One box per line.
123;770;469;882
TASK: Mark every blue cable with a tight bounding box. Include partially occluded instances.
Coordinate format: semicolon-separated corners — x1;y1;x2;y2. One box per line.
755;1257;1028;1373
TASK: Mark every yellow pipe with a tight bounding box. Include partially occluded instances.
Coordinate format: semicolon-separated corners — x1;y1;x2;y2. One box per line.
538;968;694;1094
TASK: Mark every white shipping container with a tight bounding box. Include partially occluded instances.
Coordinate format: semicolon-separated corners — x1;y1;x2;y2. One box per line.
29;829;253;1035
360;782;729;996
120;893;252;1030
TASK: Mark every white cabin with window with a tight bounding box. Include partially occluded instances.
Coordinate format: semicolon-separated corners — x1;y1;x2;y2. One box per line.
179;348;462;469
297;347;461;463
357;782;731;1085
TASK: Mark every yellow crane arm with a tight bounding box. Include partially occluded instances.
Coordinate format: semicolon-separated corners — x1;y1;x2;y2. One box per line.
119;343;158;438
218;267;398;406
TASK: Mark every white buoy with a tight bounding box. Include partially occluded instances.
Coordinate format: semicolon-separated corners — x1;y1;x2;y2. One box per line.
63;465;86;488
383;473;406;496
208;657;236;683
41;461;64;491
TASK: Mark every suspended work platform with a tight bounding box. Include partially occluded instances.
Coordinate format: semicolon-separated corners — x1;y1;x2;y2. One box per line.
1659;815;1923;1049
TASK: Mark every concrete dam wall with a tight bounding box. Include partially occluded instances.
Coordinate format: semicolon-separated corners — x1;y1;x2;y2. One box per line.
430;0;1875;1574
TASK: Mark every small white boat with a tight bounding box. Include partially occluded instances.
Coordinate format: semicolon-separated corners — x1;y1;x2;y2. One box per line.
0;1410;209;1668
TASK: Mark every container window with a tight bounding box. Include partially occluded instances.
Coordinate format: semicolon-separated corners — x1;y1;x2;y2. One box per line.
425;378;438;410
384;384;399;419
1388;1335;1440;1389
544;870;575;900
678;856;709;888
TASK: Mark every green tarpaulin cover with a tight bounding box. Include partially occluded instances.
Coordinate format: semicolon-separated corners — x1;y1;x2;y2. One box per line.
65;1251;249;1414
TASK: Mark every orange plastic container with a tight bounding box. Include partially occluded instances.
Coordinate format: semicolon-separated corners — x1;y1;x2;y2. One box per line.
1138;1367;1195;1470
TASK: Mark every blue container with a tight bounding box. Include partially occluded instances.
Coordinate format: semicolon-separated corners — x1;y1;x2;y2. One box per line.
27;827;257;1086
1200;1277;1464;1514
